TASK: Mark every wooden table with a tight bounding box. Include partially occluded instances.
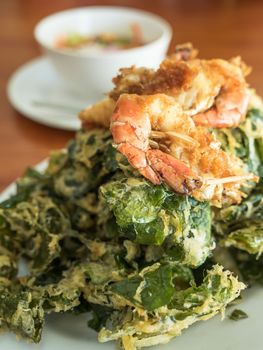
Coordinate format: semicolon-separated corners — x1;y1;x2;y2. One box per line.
0;0;263;191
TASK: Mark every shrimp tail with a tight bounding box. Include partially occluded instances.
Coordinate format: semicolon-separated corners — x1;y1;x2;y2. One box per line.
147;149;202;194
117;143;161;185
193;88;250;128
192;107;243;128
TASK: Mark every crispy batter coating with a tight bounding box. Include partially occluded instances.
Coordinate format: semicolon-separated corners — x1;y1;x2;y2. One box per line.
80;98;115;129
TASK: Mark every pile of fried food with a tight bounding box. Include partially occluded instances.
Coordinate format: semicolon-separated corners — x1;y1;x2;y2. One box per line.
0;44;262;349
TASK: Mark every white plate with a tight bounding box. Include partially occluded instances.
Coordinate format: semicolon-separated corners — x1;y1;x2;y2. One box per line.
7;57;102;131
1;160;263;350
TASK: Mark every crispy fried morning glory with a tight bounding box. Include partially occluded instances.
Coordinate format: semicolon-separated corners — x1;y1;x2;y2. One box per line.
0;125;254;348
99;265;245;349
111;262;194;311
221;221;263;257
0;285;44;343
214;108;263;176
100;177;213;267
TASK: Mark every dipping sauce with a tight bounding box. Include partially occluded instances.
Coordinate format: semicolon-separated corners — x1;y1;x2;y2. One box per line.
55;23;146;53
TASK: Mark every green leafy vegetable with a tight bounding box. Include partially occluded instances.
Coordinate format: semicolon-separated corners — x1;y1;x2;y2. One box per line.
111;262;193;311
0;126;252;348
221;221;263;256
0;286;44;342
99;265;245;349
229;309;248;321
214;108;263;176
232;251;263;285
101;177;213;267
214;190;263;235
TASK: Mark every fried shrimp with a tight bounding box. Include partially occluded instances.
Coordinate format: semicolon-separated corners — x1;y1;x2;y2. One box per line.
111;93;201;194
110;44;251;128
110;93;257;206
192;57;250;128
80;44;251;130
80;44;257;206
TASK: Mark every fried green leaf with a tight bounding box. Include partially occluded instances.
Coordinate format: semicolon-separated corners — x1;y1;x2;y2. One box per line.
101;177;213;267
229;309;248;321
221;221;263;256
99;265;245;348
111;262;193;311
0;286;44;342
0;126;252;349
214;108;263;176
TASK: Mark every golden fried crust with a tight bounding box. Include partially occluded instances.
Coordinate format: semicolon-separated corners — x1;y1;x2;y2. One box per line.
109;43;250;106
80;98;115;129
109;43;199;101
109;61;197;101
159;59;198;92
110;67;155;100
229;56;251;77
173;42;199;61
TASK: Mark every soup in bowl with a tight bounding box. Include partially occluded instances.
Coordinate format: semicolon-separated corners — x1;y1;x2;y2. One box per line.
55;23;147;53
34;7;172;97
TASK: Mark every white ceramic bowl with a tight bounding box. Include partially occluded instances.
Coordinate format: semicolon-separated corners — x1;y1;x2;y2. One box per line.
34;6;172;98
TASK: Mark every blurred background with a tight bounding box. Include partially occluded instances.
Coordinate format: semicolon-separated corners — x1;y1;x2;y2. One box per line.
0;0;263;191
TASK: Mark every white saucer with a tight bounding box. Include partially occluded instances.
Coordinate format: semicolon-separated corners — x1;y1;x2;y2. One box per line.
7;57;102;130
